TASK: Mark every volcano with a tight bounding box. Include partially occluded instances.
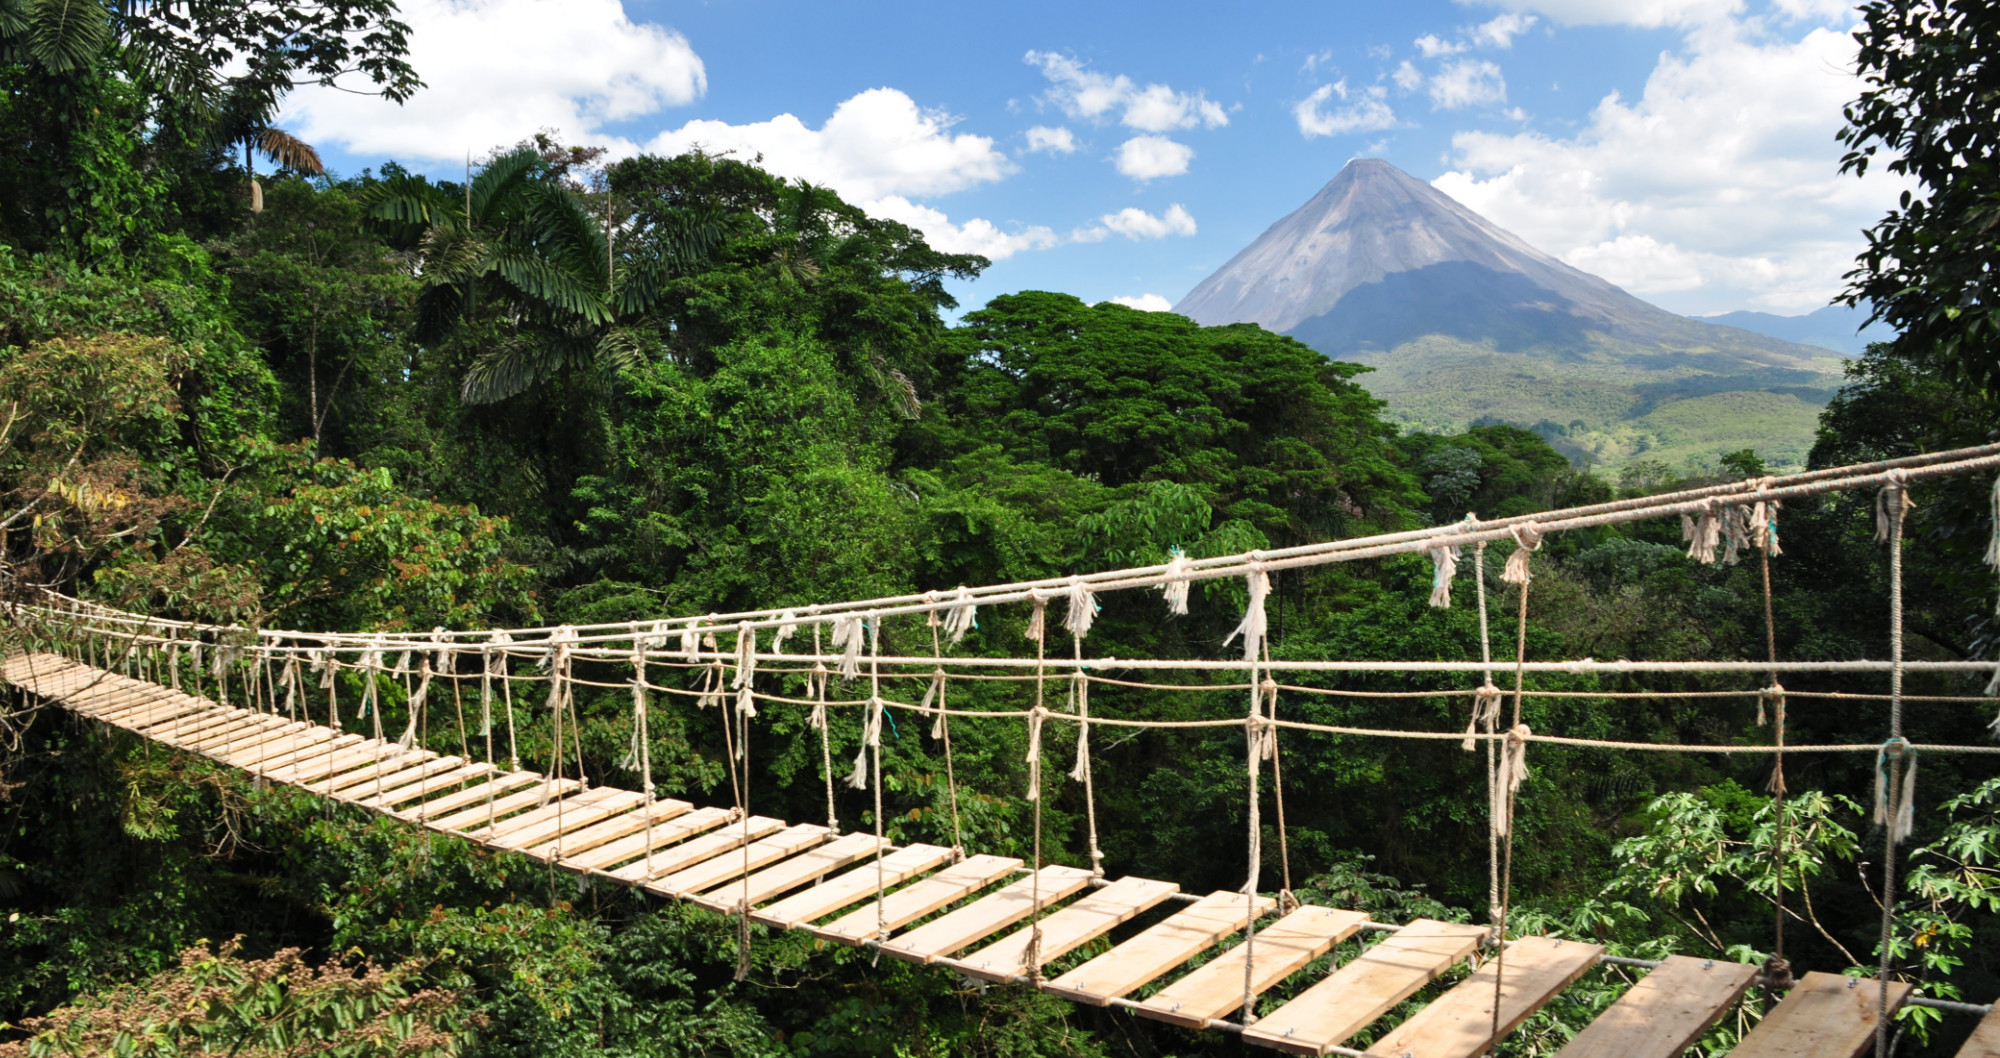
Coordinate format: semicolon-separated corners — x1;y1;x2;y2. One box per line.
1175;159;1848;469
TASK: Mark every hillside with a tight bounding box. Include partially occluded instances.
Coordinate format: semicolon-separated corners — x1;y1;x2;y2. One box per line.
1176;159;1848;469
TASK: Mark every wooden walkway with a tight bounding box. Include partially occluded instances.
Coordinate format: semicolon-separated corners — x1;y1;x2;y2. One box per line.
13;652;1953;1057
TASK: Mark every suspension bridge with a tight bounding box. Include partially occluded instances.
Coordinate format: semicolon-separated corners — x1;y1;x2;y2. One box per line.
13;444;2000;1058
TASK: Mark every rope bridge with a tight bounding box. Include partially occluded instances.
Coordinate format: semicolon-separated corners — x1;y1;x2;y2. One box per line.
15;444;2000;1058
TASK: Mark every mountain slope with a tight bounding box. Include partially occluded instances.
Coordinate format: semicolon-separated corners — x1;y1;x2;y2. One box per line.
1699;304;1891;356
1175;159;1847;469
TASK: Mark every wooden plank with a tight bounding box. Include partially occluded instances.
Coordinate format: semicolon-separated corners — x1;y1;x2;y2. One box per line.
878;865;1094;965
184;716;296;753
142;708;252;743
96;694;202;726
1138;905;1371;1029
221;729;346;769
117;700;223;733
424;780;586;833
812;854;1025;944
62;680;150;712
457;786;627;842
306;751;443;796
241;734;367;776
1042;891;1277;1006
486;790;650;852
609;815;787;882
1363;936;1605;1058
1956;1004;2000;1058
314;755;459;797
356;762;500;808
577;806;735;873
1730;972;1913;1058
196;723;315;764
521;797;693;860
951;876;1181;983
646;823;832;898
387;772;545;821
174;715;285;751
689;832;885;912
264;741;399;785
1553;955;1758;1058
1243;919;1488;1055
752;843;954;929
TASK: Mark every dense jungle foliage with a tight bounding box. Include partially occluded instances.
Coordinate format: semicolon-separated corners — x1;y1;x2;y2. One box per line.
1;0;1998;1054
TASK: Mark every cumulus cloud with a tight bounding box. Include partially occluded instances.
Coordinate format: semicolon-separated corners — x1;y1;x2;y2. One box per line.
1110;294;1174;311
1114;135;1195;179
1430;59;1507;109
1432;24;1909;312
1075;204;1198;242
1473;12;1538;46
1394;61;1425;92
1025;51;1228;132
282;0;704;162
1415;34;1468;57
1024;125;1078;154
866;196;1059;261
646;87;1010;201
1460;0;1742;29
1295;82;1398;138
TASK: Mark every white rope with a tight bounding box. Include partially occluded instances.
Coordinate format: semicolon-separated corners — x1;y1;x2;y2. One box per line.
1064;577;1099;640
1501;525;1543;585
832;614;865;681
1427;543;1460;609
942;587;977;643
1161;549;1191;615
1492;724;1531;837
1223;566;1270;662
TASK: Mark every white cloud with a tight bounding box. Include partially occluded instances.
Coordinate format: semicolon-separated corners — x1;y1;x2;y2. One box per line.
1394;61;1426;92
1024;125;1077;154
865;196;1058;261
1114;135;1195;179
645;88;1011;201
283;0;704;162
1025;51;1228;132
1432;24;1909;313
1075;204;1198;242
1295;82;1398;138
1430;59;1508;109
1459;0;1741;29
1110;294;1174;311
1415;34;1468;57
1473;12;1538;46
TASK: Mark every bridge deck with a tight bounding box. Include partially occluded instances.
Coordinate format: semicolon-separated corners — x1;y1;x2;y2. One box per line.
10;651;1912;1055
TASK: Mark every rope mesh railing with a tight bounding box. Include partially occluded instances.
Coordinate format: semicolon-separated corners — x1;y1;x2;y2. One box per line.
13;442;2000;1053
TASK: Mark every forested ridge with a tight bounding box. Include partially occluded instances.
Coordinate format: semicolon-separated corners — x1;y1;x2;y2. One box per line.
2;1;1999;1055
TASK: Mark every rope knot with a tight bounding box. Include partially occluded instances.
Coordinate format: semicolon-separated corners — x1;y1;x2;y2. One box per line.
1463;682;1504;750
1162;548;1191;615
1501;526;1542;586
1427;543;1461;608
1063;577;1099;640
923;591;943;629
1223;567;1272;662
1492;724;1532;837
943;586;978;643
1758;682;1785;728
1876;471;1918;543
1872;737;1919;844
1684;500;1722;565
1024;592;1048;645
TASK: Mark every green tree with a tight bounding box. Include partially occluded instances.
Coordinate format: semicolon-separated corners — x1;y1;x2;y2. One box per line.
1840;0;2000;392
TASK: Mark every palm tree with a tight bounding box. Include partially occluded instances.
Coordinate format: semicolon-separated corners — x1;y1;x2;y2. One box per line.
363;148;730;403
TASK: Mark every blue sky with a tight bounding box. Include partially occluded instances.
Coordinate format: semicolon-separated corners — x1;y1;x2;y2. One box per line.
283;0;1900;318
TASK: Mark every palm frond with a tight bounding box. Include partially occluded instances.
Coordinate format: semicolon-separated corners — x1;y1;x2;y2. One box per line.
468;147;542;226
26;0;108;73
460;336;592;404
517;181;609;290
256;127;324;176
359;173;457;237
486;243;611;325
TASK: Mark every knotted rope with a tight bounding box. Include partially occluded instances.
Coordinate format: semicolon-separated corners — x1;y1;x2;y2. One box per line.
1427;543;1460;609
1162;549;1191;615
923;606;966;861
808;619;837;829
1876;478;1910;1058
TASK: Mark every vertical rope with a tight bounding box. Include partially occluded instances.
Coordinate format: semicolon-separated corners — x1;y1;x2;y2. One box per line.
633;638;656;875
1473;538;1502;925
1070;637;1105;879
1877;481;1909;1058
1024;592;1048;980
812;621;836;829
1761;502;1795;992
927;619;965;861
868;612;889;946
1493;524;1540;1039
735;622;757;983
1238;565;1271;1025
